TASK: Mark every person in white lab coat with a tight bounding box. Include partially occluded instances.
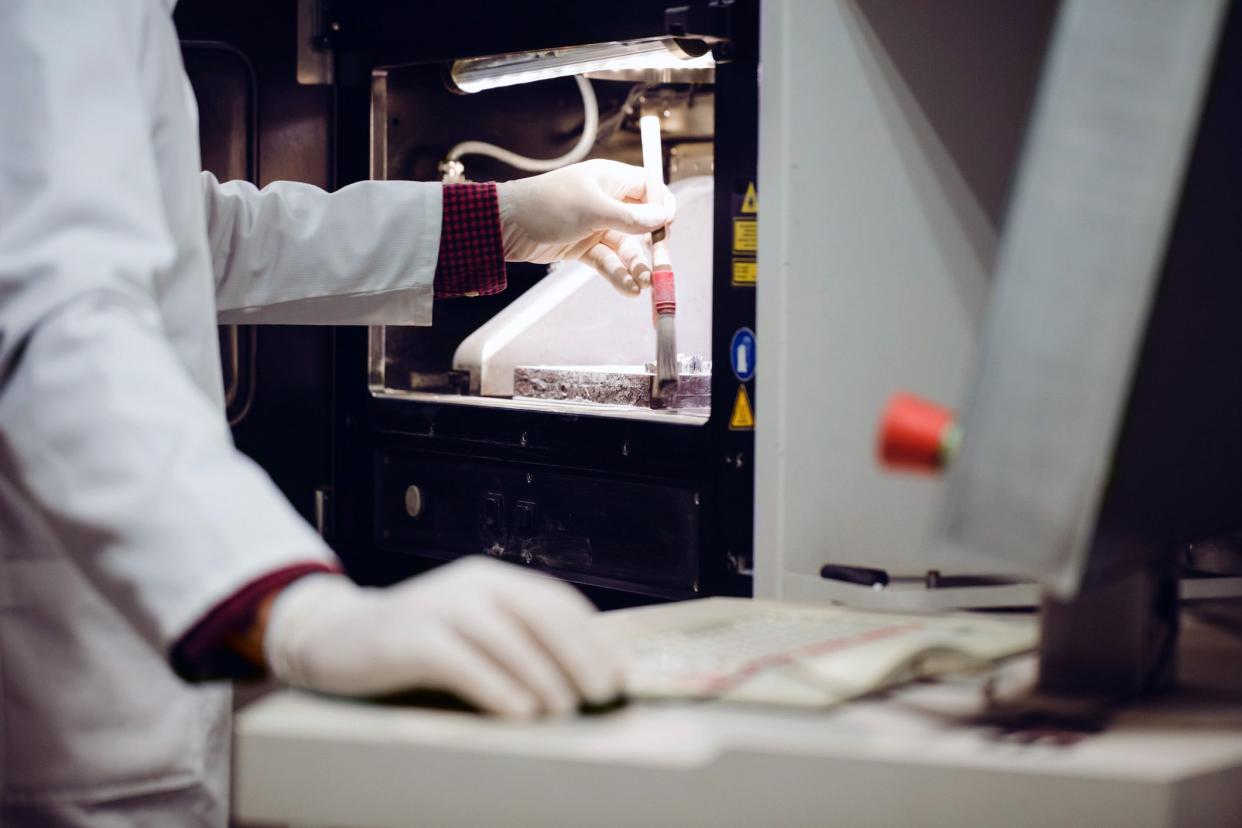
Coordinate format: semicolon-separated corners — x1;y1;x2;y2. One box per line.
0;3;673;825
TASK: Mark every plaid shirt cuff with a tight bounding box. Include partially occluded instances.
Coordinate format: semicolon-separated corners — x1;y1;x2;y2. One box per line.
435;182;507;298
170;561;340;682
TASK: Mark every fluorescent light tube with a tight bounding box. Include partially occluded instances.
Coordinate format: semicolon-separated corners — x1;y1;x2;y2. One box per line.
449;38;714;93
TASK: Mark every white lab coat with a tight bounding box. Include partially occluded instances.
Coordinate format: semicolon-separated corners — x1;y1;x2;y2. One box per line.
0;2;441;823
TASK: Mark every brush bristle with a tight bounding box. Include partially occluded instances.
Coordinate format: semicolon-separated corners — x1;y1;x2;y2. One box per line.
654;314;678;399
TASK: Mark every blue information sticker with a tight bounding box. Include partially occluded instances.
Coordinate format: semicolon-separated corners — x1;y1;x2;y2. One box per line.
730;327;756;382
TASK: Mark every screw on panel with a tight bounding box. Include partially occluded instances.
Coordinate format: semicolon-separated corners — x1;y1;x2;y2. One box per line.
526;472;534;485
622;442;631;457
692;580;700;593
520;431;529;447
693;492;700;506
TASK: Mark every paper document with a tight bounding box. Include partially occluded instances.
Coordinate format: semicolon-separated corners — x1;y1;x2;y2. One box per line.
597;598;1037;708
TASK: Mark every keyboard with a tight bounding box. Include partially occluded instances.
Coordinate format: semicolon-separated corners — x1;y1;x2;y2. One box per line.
599;598;1038;707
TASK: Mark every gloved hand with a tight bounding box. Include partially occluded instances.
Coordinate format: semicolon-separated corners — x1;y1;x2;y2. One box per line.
263;556;624;718
497;158;676;296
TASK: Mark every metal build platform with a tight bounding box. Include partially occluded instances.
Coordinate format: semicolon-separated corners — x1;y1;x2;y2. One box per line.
513;358;712;410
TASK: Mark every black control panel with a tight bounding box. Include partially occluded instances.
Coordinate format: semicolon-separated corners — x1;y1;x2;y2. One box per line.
376;451;701;598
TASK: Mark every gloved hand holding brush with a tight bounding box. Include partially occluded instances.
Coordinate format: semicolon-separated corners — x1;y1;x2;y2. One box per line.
497;159;676;296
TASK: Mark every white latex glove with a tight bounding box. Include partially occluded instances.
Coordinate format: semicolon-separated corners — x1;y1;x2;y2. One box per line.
497;158;676;297
264;556;625;718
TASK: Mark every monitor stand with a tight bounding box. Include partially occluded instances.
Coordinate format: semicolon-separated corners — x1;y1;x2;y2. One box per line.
1039;561;1179;699
820;558;1219;732
980;561;1182;731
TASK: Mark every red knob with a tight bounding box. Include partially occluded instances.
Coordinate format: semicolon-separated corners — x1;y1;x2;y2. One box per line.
878;392;958;472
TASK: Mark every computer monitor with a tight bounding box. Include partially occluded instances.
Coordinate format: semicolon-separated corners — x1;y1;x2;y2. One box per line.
932;0;1242;698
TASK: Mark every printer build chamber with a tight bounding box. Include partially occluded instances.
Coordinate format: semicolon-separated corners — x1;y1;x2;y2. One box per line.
328;5;758;604
366;62;717;424
452;174;714;412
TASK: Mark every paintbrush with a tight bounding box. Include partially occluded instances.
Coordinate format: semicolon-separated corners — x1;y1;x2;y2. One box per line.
640;114;678;400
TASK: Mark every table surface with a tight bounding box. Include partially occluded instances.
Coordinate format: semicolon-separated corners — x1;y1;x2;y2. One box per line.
234;613;1242;828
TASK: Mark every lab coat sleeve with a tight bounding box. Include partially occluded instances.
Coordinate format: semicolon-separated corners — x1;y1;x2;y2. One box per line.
202;173;442;325
0;3;334;656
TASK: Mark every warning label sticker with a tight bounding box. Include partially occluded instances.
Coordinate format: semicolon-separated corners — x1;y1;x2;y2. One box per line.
730;327;756;382
732;219;758;254
732;260;757;285
729;385;755;431
741;181;758;214
731;178;758;286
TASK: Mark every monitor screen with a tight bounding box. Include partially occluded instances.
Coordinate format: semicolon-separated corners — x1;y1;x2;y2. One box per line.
930;0;1240;601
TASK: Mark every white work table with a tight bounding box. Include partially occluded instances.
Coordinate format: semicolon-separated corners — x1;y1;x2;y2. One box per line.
234;618;1242;828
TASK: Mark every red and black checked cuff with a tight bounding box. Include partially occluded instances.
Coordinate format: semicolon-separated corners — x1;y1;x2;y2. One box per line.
170;562;340;682
434;182;507;299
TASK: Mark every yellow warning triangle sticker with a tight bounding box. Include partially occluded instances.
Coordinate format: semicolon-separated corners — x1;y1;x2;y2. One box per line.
740;181;758;214
729;385;755;430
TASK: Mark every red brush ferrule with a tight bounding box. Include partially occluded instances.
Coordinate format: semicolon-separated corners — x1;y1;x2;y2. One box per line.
651;268;677;316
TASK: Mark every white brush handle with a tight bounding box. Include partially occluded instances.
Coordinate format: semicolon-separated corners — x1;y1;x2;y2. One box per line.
639;115;671;268
640;115;665;211
640;111;676;398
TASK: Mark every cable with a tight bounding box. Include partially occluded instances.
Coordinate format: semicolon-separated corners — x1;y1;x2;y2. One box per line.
593;82;649;146
442;76;599;179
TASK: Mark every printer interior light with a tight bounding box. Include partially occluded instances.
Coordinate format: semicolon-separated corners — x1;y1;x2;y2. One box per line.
449;38;715;93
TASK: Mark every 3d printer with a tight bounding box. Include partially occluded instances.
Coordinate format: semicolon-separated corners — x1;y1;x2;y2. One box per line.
179;0;760;606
